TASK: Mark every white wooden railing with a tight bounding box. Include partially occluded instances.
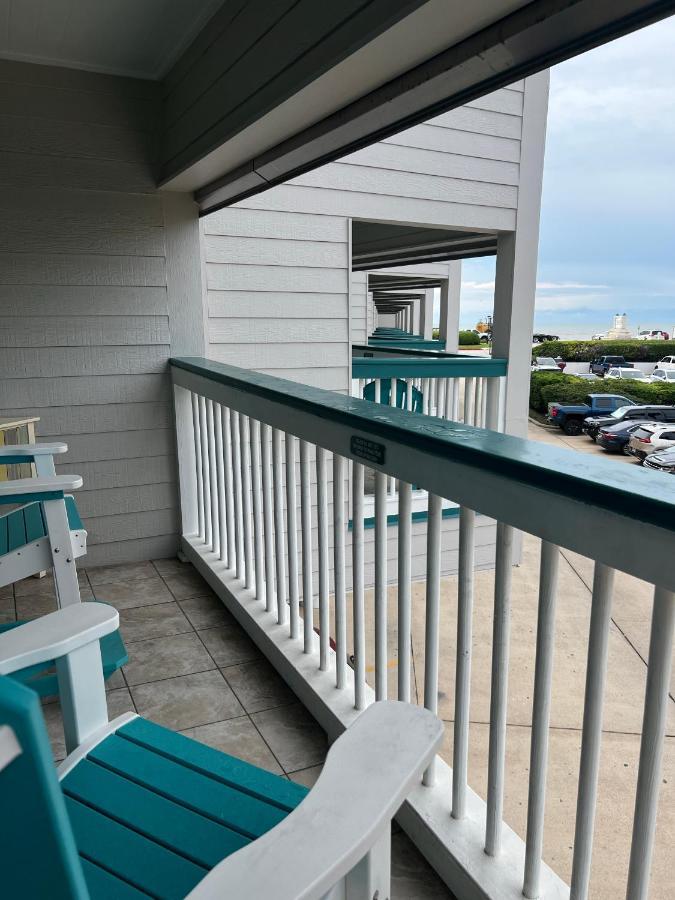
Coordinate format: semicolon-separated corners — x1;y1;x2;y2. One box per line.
171;357;674;900
351;351;507;431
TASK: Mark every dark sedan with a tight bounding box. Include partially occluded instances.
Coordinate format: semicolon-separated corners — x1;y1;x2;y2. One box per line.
596;420;655;453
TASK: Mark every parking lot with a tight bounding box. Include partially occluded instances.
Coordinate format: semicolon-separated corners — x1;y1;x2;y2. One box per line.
528;418;638;463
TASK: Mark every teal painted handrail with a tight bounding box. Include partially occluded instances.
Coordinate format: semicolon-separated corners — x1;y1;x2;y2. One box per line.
170;358;675;542
368;337;446;351
352;356;507;378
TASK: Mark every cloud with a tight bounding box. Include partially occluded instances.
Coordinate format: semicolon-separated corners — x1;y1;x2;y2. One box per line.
460;280;610;294
535;281;609;290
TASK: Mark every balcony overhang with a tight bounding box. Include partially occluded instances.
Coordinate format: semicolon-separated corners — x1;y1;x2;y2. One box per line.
353;222;498;271
1;0;673;215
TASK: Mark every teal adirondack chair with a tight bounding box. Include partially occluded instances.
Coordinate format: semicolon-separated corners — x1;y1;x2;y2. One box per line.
0;442;126;696
0;603;442;900
363;377;423;411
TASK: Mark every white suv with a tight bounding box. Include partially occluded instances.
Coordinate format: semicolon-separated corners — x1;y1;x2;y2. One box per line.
656;355;675;370
605;367;650;382
628;423;675;461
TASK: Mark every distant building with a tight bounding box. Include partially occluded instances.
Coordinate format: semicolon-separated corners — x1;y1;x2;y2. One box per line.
606;313;632;340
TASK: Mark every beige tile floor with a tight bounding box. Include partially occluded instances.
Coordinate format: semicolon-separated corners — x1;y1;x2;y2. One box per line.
2;558;453;900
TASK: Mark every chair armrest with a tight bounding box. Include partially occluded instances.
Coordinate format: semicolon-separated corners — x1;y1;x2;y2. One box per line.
0;442;68;458
0;474;82;505
0;603;118;675
188;701;443;900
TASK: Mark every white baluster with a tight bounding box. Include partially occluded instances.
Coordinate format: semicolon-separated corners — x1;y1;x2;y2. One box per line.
214;403;226;561
230;409;242;579
570;563;614;900
250;418;264;602
286;433;299;639
260;423;275;612
405;378;413;412
333;454;347;689
626;587;675;900
239;414;253;590
423;492;443;786
397;481;412;703
223;407;235;568
374;470;388;701
300;440;314;653
473;377;482;427
316;447;330;671
463;378;474;425
486;522;515;855
272;428;287;626
453;507;476;818
352;461;366;709
523;541;560;898
485;377;501;431
207;399;218;553
445;379;455;421
199;396;211;547
192;393;204;538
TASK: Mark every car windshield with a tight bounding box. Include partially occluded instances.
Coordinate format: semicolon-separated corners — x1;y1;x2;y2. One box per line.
536;358;557;366
664;371;675;380
611;406;633;418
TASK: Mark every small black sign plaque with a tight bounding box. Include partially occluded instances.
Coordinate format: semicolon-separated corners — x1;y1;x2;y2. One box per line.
351;435;386;465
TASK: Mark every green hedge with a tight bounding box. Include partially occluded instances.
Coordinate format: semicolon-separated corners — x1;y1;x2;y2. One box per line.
532;340;675;362
529;371;675;414
459;330;480;346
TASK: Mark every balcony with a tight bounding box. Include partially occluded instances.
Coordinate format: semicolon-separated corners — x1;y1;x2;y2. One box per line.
157;355;674;900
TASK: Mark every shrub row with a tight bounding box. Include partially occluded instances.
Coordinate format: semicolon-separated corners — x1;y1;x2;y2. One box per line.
532;340;675;362
459;330;480;346
529;371;675;414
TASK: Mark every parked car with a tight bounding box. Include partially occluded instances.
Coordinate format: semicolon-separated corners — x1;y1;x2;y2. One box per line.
583;405;675;442
604;367;651;383
589;356;634;376
656;355;675;370
637;329;669;340
572;373;600;381
596;420;654;453
590;333;606;340
547;394;635;436
532;356;565;372
644;446;675;473
650;368;675;383
628;423;675;461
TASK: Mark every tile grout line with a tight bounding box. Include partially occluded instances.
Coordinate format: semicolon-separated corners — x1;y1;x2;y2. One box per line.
149;559;322;776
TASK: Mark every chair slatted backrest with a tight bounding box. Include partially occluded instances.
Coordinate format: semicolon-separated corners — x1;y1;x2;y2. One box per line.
0;675;88;899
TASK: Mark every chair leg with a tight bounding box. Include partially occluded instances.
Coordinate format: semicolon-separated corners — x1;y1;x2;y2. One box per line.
42;498;80;608
344;827;391;900
56;642;108;754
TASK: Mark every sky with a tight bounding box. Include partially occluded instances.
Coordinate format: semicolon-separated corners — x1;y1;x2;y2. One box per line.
456;17;675;338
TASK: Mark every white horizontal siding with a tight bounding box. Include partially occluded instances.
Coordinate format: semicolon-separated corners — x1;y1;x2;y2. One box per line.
237;186;516;232
204;206;350;394
0;60;181;564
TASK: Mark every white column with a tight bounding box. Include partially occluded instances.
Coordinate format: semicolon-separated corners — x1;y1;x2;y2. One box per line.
439;262;461;352
420;289;434;340
491;71;549;439
412;294;422;334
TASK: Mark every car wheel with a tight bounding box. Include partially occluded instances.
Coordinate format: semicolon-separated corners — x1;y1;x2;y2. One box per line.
563;419;583;436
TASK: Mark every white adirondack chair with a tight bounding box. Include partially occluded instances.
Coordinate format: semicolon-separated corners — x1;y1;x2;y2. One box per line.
0;442;86;599
0;443;126;696
0;602;443;900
